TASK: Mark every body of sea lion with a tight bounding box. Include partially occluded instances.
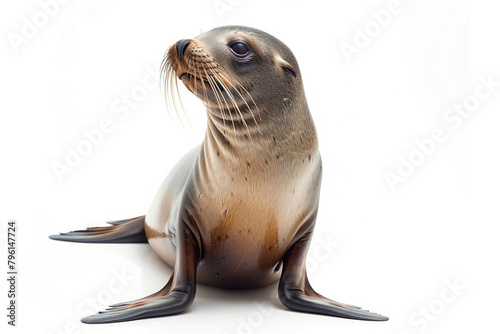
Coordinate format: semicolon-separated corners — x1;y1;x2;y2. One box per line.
50;25;388;323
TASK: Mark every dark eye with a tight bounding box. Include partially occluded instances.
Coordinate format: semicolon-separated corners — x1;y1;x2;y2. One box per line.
228;41;250;57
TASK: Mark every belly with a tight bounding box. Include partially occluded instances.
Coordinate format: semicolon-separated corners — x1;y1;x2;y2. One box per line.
146;188;299;289
196;220;286;288
192;192;303;289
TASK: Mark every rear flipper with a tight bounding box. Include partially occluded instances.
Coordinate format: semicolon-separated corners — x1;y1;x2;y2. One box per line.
49;216;148;243
278;230;389;321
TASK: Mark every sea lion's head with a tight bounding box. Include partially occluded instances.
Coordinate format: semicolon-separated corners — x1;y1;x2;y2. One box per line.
163;26;305;133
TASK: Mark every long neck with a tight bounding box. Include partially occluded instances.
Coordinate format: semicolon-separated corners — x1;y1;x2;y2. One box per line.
202;96;318;163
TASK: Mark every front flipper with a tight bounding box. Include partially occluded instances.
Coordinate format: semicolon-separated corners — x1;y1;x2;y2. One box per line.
82;222;201;324
278;231;388;321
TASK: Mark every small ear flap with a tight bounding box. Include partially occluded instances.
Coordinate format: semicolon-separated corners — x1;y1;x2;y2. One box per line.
276;56;297;78
283;67;297;78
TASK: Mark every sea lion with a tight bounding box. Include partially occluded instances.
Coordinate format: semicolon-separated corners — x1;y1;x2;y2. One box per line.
50;25;388;323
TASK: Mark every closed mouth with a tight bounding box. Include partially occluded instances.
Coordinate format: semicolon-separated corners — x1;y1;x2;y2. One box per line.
179;72;225;93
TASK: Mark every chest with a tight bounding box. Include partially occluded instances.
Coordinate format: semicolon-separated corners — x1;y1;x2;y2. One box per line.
191;150;322;248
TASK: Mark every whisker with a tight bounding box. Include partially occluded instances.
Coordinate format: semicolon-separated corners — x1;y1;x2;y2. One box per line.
211;71;250;140
204;69;227;132
159;57;166;105
209;69;236;138
169;64;183;125
174;69;192;128
218;72;261;135
166;66;174;118
186;56;197;97
212;72;252;140
162;64;173;119
195;66;210;114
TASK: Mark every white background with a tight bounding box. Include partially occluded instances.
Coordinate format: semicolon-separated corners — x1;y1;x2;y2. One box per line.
1;0;499;333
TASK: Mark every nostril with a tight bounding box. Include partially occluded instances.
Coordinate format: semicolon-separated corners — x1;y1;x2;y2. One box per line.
176;40;191;60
